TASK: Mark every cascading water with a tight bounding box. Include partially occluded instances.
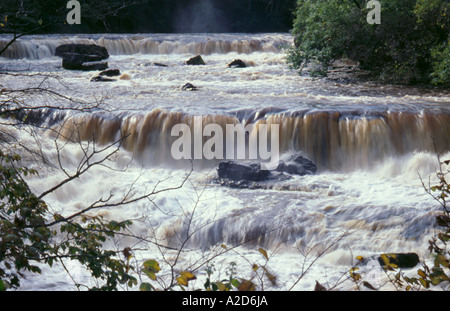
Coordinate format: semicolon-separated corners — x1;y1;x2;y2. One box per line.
1;33;449;290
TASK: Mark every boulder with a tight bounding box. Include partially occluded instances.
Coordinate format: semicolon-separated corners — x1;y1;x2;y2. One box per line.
61;56;108;71
80;61;108;71
56;43;109;71
55;44;109;60
99;69;121;77
228;59;247;68
181;83;198;91
216;154;317;188
186;55;205;65
217;161;270;182
152;62;168;67
377;253;420;269
275;155;317;176
90;75;115;82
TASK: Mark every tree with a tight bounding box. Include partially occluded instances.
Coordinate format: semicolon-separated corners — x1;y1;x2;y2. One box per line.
287;0;450;85
0;73;193;290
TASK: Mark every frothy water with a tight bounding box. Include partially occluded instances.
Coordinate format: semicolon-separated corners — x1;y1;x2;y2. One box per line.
1;33;449;291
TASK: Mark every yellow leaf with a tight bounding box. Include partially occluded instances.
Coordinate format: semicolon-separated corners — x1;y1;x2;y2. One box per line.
177;271;196;287
356;256;364;262
387;253;397;260
0;23;4;27
419;278;429;288
177;276;188;286
221;244;227;249
259;248;269;261
252;264;259;271
4;16;7;22
180;271;196;281
418;269;427;278
217;282;227;291
380;254;390;265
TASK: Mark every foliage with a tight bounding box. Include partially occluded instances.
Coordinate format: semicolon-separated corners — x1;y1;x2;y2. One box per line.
0;0;297;35
288;0;450;85
0;150;136;291
138;246;277;291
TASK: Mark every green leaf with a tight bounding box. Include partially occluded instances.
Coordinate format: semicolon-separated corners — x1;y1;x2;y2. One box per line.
139;282;153;291
231;278;240;288
143;259;161;273
435;253;449;268
143;268;156;280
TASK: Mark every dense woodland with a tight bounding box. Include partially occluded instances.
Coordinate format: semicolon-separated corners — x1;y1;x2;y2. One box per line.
0;0;297;33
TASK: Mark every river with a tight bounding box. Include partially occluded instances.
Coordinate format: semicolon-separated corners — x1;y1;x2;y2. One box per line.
0;33;449;291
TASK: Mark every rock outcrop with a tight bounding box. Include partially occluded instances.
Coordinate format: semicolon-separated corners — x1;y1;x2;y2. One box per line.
55;44;109;71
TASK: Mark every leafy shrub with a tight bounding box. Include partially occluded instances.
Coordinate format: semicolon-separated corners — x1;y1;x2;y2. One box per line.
288;0;449;85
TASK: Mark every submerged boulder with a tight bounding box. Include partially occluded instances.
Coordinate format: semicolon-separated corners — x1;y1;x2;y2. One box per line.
90;75;115;82
227;59;247;68
186;55;206;65
181;83;198;91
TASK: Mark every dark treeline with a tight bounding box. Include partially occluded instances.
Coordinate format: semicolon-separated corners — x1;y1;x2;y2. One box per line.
0;0;297;34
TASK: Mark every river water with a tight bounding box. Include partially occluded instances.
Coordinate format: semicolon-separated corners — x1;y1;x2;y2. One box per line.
0;33;449;291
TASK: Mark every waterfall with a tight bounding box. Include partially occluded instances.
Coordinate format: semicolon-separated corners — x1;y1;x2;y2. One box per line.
0;33;292;60
42;108;450;171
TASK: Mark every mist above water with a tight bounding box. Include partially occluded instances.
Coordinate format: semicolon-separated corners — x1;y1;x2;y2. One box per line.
173;0;230;33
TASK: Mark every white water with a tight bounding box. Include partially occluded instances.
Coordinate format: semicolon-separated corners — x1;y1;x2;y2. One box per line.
1;33;449;291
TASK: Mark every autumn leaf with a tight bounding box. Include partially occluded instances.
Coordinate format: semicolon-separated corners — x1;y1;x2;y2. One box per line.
177;271;197;287
237;279;256;291
259;248;269;261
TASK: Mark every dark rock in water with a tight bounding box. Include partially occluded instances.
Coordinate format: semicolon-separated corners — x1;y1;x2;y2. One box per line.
80;61;108;71
215;155;317;189
182;83;198;91
218;161;270;182
100;69;121;77
55;44;109;60
187;55;205;65
276;155;317;176
90;75;115;82
62;56;108;71
56;44;109;71
377;253;420;269
153;62;168;67
228;59;247;68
